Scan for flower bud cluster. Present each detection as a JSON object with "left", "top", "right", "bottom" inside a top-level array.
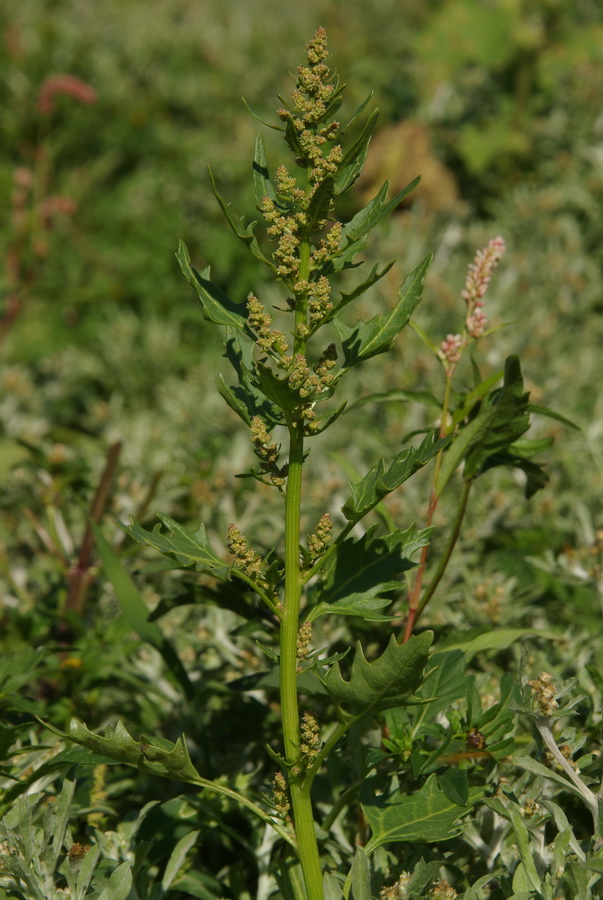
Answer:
[
  {"left": 271, "top": 771, "right": 291, "bottom": 822},
  {"left": 437, "top": 333, "right": 464, "bottom": 375},
  {"left": 277, "top": 28, "right": 343, "bottom": 190},
  {"left": 275, "top": 165, "right": 304, "bottom": 202},
  {"left": 520, "top": 797, "right": 541, "bottom": 818},
  {"left": 37, "top": 73, "right": 97, "bottom": 115},
  {"left": 227, "top": 523, "right": 269, "bottom": 590},
  {"left": 306, "top": 513, "right": 333, "bottom": 562},
  {"left": 311, "top": 221, "right": 342, "bottom": 266},
  {"left": 288, "top": 349, "right": 337, "bottom": 400},
  {"left": 307, "top": 275, "right": 333, "bottom": 325},
  {"left": 528, "top": 671, "right": 558, "bottom": 716},
  {"left": 296, "top": 621, "right": 313, "bottom": 662},
  {"left": 259, "top": 198, "right": 304, "bottom": 281},
  {"left": 247, "top": 294, "right": 289, "bottom": 358},
  {"left": 300, "top": 710, "right": 321, "bottom": 766}
]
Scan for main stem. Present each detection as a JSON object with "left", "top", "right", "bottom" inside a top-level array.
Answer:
[{"left": 279, "top": 235, "right": 324, "bottom": 900}]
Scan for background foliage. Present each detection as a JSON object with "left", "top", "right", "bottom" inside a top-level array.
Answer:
[{"left": 1, "top": 1, "right": 602, "bottom": 897}]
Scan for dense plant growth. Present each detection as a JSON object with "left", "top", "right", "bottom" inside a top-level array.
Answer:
[{"left": 1, "top": 9, "right": 602, "bottom": 900}]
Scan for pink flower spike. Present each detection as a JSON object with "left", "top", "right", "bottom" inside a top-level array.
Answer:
[
  {"left": 37, "top": 74, "right": 97, "bottom": 116},
  {"left": 462, "top": 235, "right": 505, "bottom": 339}
]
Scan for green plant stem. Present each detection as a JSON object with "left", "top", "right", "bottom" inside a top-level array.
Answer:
[
  {"left": 403, "top": 372, "right": 454, "bottom": 642},
  {"left": 281, "top": 420, "right": 324, "bottom": 899},
  {"left": 416, "top": 477, "right": 473, "bottom": 622}
]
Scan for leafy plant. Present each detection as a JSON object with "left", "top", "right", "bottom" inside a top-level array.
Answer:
[{"left": 5, "top": 26, "right": 600, "bottom": 900}]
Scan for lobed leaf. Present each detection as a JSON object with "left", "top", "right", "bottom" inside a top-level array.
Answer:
[
  {"left": 309, "top": 525, "right": 431, "bottom": 623},
  {"left": 65, "top": 718, "right": 201, "bottom": 784},
  {"left": 221, "top": 332, "right": 286, "bottom": 426},
  {"left": 320, "top": 631, "right": 433, "bottom": 721},
  {"left": 342, "top": 432, "right": 450, "bottom": 522},
  {"left": 118, "top": 513, "right": 231, "bottom": 580}
]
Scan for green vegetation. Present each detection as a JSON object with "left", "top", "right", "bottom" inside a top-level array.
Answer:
[{"left": 1, "top": 3, "right": 602, "bottom": 898}]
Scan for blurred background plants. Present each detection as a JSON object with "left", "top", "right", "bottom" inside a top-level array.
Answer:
[{"left": 1, "top": 0, "right": 602, "bottom": 897}]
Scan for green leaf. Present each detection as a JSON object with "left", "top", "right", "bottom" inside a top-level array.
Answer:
[
  {"left": 350, "top": 847, "right": 371, "bottom": 900},
  {"left": 322, "top": 261, "right": 395, "bottom": 325},
  {"left": 252, "top": 134, "right": 276, "bottom": 207},
  {"left": 176, "top": 241, "right": 249, "bottom": 330},
  {"left": 362, "top": 772, "right": 483, "bottom": 852},
  {"left": 509, "top": 804, "right": 542, "bottom": 893},
  {"left": 342, "top": 432, "right": 450, "bottom": 522},
  {"left": 346, "top": 388, "right": 441, "bottom": 412},
  {"left": 308, "top": 592, "right": 395, "bottom": 624},
  {"left": 436, "top": 355, "right": 538, "bottom": 495},
  {"left": 320, "top": 631, "right": 433, "bottom": 721},
  {"left": 118, "top": 513, "right": 230, "bottom": 580},
  {"left": 306, "top": 176, "right": 335, "bottom": 227},
  {"left": 221, "top": 332, "right": 286, "bottom": 427},
  {"left": 162, "top": 830, "right": 201, "bottom": 891},
  {"left": 309, "top": 525, "right": 431, "bottom": 622},
  {"left": 438, "top": 767, "right": 469, "bottom": 806},
  {"left": 63, "top": 718, "right": 202, "bottom": 785},
  {"left": 97, "top": 862, "right": 132, "bottom": 900},
  {"left": 92, "top": 523, "right": 195, "bottom": 700},
  {"left": 207, "top": 167, "right": 275, "bottom": 268},
  {"left": 528, "top": 402, "right": 580, "bottom": 430},
  {"left": 340, "top": 177, "right": 420, "bottom": 247},
  {"left": 463, "top": 875, "right": 496, "bottom": 900},
  {"left": 334, "top": 254, "right": 432, "bottom": 369},
  {"left": 463, "top": 355, "right": 530, "bottom": 477},
  {"left": 335, "top": 108, "right": 379, "bottom": 196},
  {"left": 139, "top": 733, "right": 201, "bottom": 781},
  {"left": 323, "top": 873, "right": 345, "bottom": 900},
  {"left": 438, "top": 627, "right": 561, "bottom": 660}
]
